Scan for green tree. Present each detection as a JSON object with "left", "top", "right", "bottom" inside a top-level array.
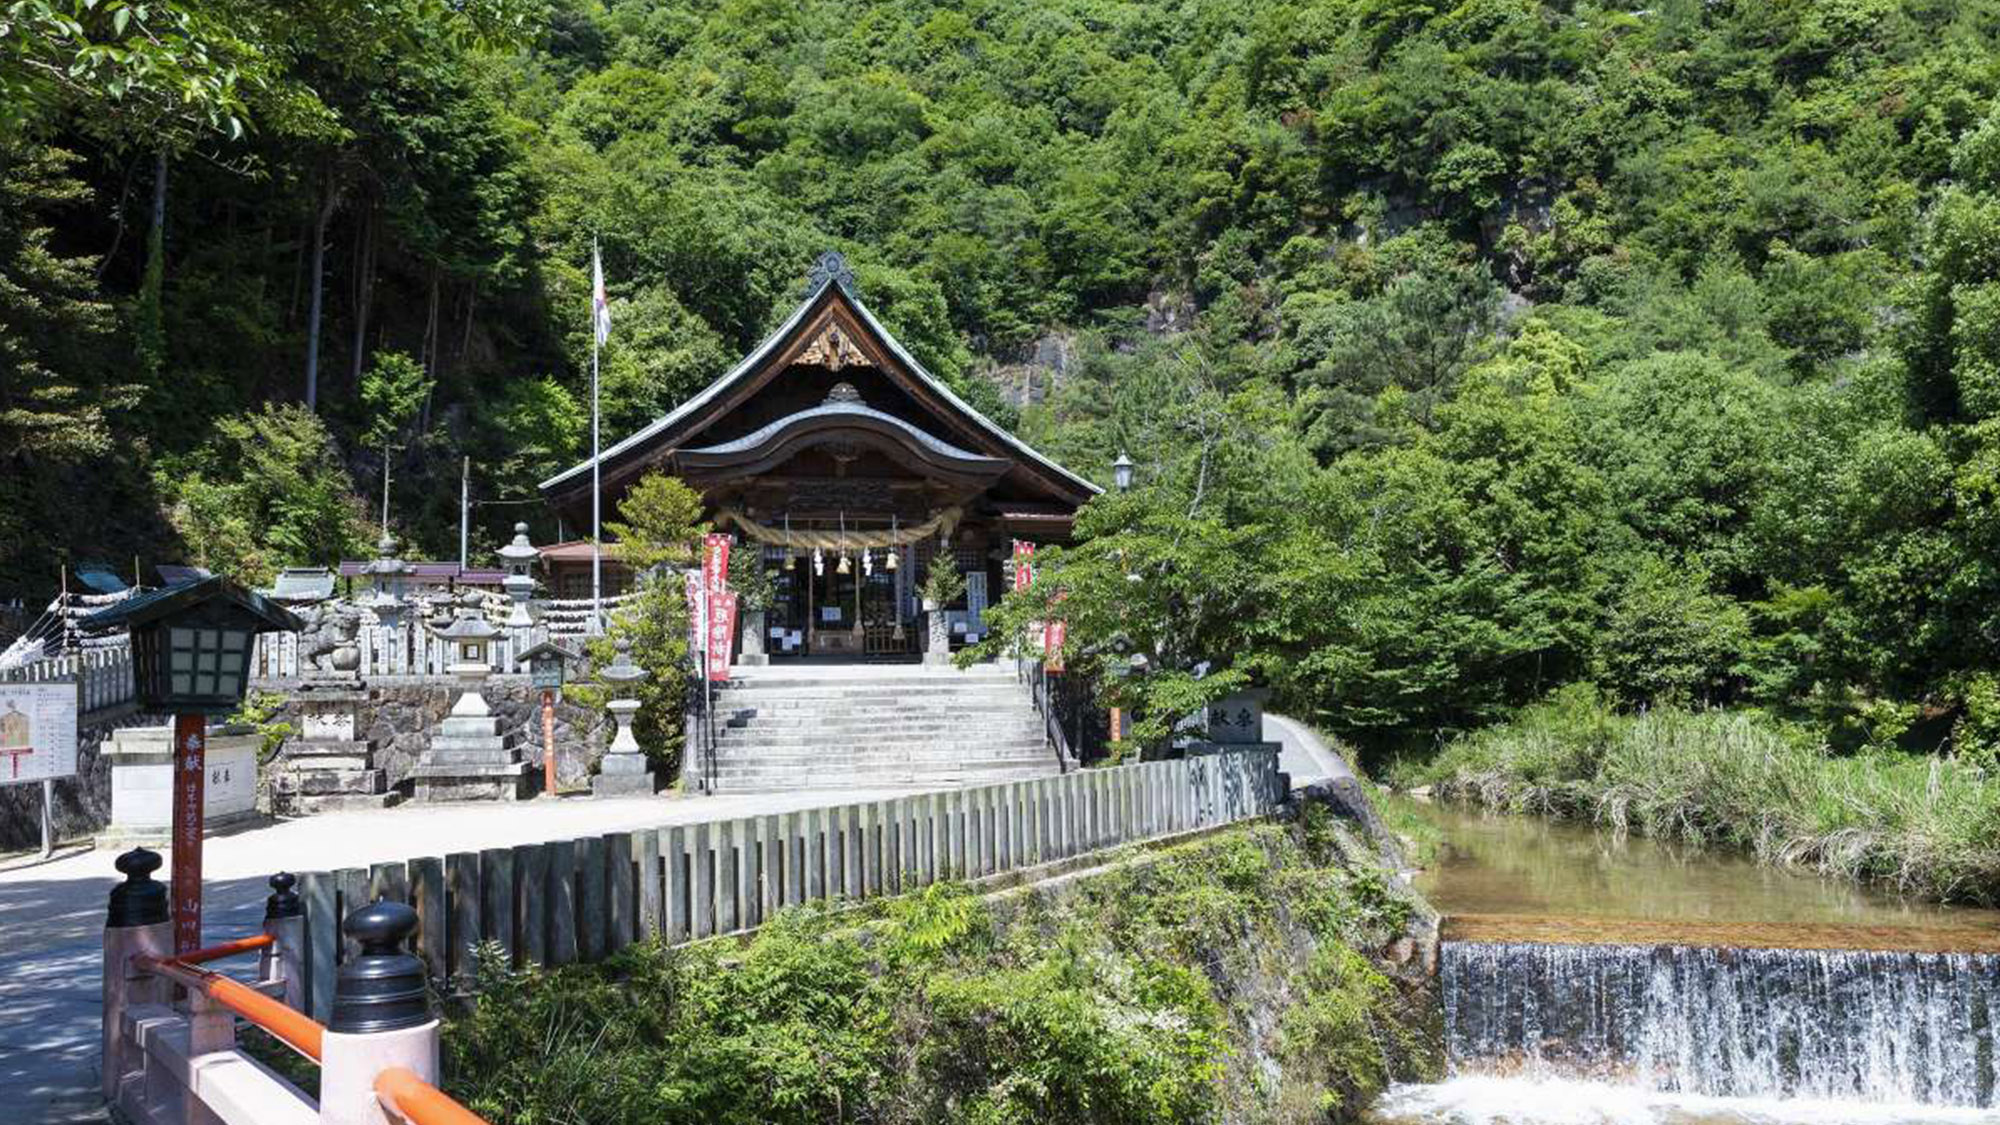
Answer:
[{"left": 157, "top": 403, "right": 371, "bottom": 582}]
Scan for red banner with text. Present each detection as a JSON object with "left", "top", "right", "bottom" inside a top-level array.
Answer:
[
  {"left": 1012, "top": 540, "right": 1035, "bottom": 592},
  {"left": 707, "top": 591, "right": 739, "bottom": 681},
  {"left": 1043, "top": 618, "right": 1066, "bottom": 673},
  {"left": 684, "top": 569, "right": 705, "bottom": 658},
  {"left": 703, "top": 533, "right": 731, "bottom": 601}
]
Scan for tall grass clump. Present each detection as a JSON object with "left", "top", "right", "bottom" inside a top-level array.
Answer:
[{"left": 1421, "top": 685, "right": 2000, "bottom": 905}]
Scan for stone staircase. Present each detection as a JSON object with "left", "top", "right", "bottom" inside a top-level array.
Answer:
[{"left": 701, "top": 663, "right": 1061, "bottom": 793}]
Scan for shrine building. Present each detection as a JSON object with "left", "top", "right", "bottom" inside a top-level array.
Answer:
[{"left": 538, "top": 253, "right": 1099, "bottom": 660}]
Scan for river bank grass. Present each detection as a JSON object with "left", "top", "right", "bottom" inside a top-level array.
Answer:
[{"left": 1411, "top": 688, "right": 2000, "bottom": 906}]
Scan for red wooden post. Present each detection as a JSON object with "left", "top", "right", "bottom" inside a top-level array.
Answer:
[
  {"left": 170, "top": 712, "right": 206, "bottom": 954},
  {"left": 541, "top": 688, "right": 557, "bottom": 796}
]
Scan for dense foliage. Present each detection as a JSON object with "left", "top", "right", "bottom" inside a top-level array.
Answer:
[
  {"left": 10, "top": 0, "right": 2000, "bottom": 760},
  {"left": 437, "top": 813, "right": 1431, "bottom": 1124}
]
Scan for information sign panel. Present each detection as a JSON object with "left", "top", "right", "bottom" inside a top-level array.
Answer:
[{"left": 0, "top": 683, "right": 79, "bottom": 785}]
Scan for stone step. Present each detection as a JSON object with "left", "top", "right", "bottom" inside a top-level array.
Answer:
[
  {"left": 710, "top": 733, "right": 1047, "bottom": 750},
  {"left": 283, "top": 739, "right": 374, "bottom": 757},
  {"left": 708, "top": 771, "right": 1058, "bottom": 793},
  {"left": 718, "top": 720, "right": 1044, "bottom": 737},
  {"left": 272, "top": 768, "right": 386, "bottom": 796},
  {"left": 708, "top": 748, "right": 1056, "bottom": 764},
  {"left": 714, "top": 684, "right": 1026, "bottom": 698},
  {"left": 285, "top": 791, "right": 402, "bottom": 814},
  {"left": 278, "top": 754, "right": 373, "bottom": 772},
  {"left": 719, "top": 716, "right": 1038, "bottom": 732}
]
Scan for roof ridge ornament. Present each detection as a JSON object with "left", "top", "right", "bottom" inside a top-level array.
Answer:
[{"left": 804, "top": 249, "right": 858, "bottom": 299}]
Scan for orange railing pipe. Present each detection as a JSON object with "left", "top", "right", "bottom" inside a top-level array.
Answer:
[
  {"left": 139, "top": 955, "right": 325, "bottom": 1062},
  {"left": 175, "top": 933, "right": 275, "bottom": 965},
  {"left": 376, "top": 1065, "right": 490, "bottom": 1125}
]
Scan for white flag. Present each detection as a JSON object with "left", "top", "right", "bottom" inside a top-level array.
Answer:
[{"left": 591, "top": 242, "right": 611, "bottom": 346}]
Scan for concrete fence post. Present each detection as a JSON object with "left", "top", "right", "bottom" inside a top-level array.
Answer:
[
  {"left": 320, "top": 899, "right": 439, "bottom": 1125},
  {"left": 103, "top": 848, "right": 173, "bottom": 1103},
  {"left": 263, "top": 872, "right": 307, "bottom": 1013}
]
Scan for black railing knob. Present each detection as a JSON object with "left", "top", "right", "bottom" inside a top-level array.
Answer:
[
  {"left": 265, "top": 872, "right": 302, "bottom": 920},
  {"left": 329, "top": 897, "right": 432, "bottom": 1034},
  {"left": 106, "top": 847, "right": 168, "bottom": 928}
]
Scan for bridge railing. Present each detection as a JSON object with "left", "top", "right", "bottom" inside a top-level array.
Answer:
[{"left": 102, "top": 859, "right": 491, "bottom": 1125}]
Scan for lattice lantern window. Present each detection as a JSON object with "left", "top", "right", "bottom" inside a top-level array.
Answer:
[{"left": 79, "top": 577, "right": 301, "bottom": 715}]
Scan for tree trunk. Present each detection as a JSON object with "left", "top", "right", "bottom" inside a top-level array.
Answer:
[
  {"left": 348, "top": 203, "right": 376, "bottom": 386},
  {"left": 304, "top": 174, "right": 338, "bottom": 411},
  {"left": 135, "top": 151, "right": 168, "bottom": 381}
]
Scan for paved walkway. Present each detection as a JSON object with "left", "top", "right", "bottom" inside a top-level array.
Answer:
[
  {"left": 0, "top": 786, "right": 913, "bottom": 1124},
  {"left": 1263, "top": 712, "right": 1354, "bottom": 786}
]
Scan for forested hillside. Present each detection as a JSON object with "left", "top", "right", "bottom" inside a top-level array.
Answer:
[{"left": 9, "top": 0, "right": 2000, "bottom": 752}]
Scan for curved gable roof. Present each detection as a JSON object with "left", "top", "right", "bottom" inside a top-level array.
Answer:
[{"left": 538, "top": 264, "right": 1101, "bottom": 506}]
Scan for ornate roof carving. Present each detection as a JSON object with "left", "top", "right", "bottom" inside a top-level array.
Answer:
[
  {"left": 803, "top": 250, "right": 857, "bottom": 299},
  {"left": 800, "top": 325, "right": 871, "bottom": 370}
]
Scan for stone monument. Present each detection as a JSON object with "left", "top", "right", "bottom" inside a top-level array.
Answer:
[
  {"left": 271, "top": 613, "right": 400, "bottom": 814},
  {"left": 411, "top": 590, "right": 530, "bottom": 801},
  {"left": 591, "top": 638, "right": 656, "bottom": 796},
  {"left": 97, "top": 724, "right": 263, "bottom": 847}
]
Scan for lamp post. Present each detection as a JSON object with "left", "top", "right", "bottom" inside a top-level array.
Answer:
[
  {"left": 1112, "top": 451, "right": 1135, "bottom": 492},
  {"left": 591, "top": 637, "right": 655, "bottom": 796},
  {"left": 516, "top": 640, "right": 580, "bottom": 798},
  {"left": 357, "top": 532, "right": 407, "bottom": 626},
  {"left": 78, "top": 578, "right": 301, "bottom": 953},
  {"left": 497, "top": 522, "right": 539, "bottom": 630}
]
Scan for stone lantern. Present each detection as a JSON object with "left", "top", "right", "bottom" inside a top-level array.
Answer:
[
  {"left": 590, "top": 637, "right": 656, "bottom": 797},
  {"left": 496, "top": 522, "right": 538, "bottom": 629},
  {"left": 357, "top": 532, "right": 408, "bottom": 625},
  {"left": 411, "top": 590, "right": 529, "bottom": 801}
]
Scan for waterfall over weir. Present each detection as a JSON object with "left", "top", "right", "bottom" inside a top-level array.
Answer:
[{"left": 1441, "top": 941, "right": 2000, "bottom": 1109}]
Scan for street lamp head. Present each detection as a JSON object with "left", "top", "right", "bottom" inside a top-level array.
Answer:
[
  {"left": 77, "top": 576, "right": 301, "bottom": 714},
  {"left": 1111, "top": 452, "right": 1135, "bottom": 492}
]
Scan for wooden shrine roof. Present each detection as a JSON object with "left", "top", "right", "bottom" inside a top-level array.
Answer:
[{"left": 539, "top": 253, "right": 1099, "bottom": 519}]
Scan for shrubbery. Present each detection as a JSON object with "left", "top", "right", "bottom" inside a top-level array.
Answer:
[{"left": 440, "top": 818, "right": 1433, "bottom": 1125}]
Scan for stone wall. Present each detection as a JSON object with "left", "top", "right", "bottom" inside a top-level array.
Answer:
[{"left": 267, "top": 676, "right": 612, "bottom": 793}]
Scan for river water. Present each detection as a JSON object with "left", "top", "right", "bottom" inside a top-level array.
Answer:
[{"left": 1368, "top": 802, "right": 2000, "bottom": 1125}]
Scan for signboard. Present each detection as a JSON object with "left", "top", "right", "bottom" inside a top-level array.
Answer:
[
  {"left": 0, "top": 683, "right": 78, "bottom": 785},
  {"left": 172, "top": 714, "right": 206, "bottom": 952},
  {"left": 1043, "top": 618, "right": 1067, "bottom": 673},
  {"left": 529, "top": 657, "right": 566, "bottom": 691},
  {"left": 707, "top": 591, "right": 739, "bottom": 682}
]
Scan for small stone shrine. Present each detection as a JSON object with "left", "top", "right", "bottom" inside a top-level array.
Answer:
[
  {"left": 271, "top": 612, "right": 400, "bottom": 814},
  {"left": 410, "top": 590, "right": 530, "bottom": 801},
  {"left": 591, "top": 638, "right": 655, "bottom": 796}
]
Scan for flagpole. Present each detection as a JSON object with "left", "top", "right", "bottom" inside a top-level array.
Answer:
[{"left": 591, "top": 238, "right": 603, "bottom": 636}]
